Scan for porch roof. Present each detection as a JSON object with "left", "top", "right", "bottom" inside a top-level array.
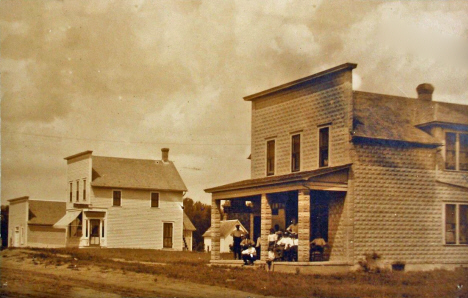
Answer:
[{"left": 205, "top": 163, "right": 351, "bottom": 194}]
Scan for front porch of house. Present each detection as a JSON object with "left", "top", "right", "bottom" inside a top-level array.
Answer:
[{"left": 205, "top": 164, "right": 354, "bottom": 268}]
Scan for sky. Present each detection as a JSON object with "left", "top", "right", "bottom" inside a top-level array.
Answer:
[{"left": 1, "top": 0, "right": 468, "bottom": 205}]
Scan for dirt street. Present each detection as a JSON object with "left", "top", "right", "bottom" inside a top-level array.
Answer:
[{"left": 0, "top": 250, "right": 272, "bottom": 298}]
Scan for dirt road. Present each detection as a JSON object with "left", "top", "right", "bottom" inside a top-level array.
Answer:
[{"left": 0, "top": 250, "right": 271, "bottom": 298}]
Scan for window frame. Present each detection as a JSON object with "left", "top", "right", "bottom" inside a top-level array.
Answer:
[
  {"left": 444, "top": 131, "right": 468, "bottom": 172},
  {"left": 318, "top": 126, "right": 330, "bottom": 168},
  {"left": 443, "top": 202, "right": 468, "bottom": 245},
  {"left": 76, "top": 180, "right": 80, "bottom": 202},
  {"left": 112, "top": 190, "right": 122, "bottom": 207},
  {"left": 163, "top": 222, "right": 174, "bottom": 248},
  {"left": 69, "top": 182, "right": 73, "bottom": 203},
  {"left": 266, "top": 139, "right": 276, "bottom": 176},
  {"left": 82, "top": 178, "right": 87, "bottom": 201},
  {"left": 151, "top": 192, "right": 160, "bottom": 208},
  {"left": 291, "top": 133, "right": 302, "bottom": 173}
]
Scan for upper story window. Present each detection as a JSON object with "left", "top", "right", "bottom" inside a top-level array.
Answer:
[
  {"left": 291, "top": 134, "right": 301, "bottom": 172},
  {"left": 113, "top": 190, "right": 121, "bottom": 207},
  {"left": 266, "top": 140, "right": 275, "bottom": 176},
  {"left": 445, "top": 203, "right": 468, "bottom": 245},
  {"left": 445, "top": 132, "right": 468, "bottom": 171},
  {"left": 69, "top": 182, "right": 73, "bottom": 202},
  {"left": 319, "top": 127, "right": 330, "bottom": 168},
  {"left": 83, "top": 179, "right": 86, "bottom": 201},
  {"left": 76, "top": 180, "right": 79, "bottom": 202},
  {"left": 151, "top": 192, "right": 160, "bottom": 208}
]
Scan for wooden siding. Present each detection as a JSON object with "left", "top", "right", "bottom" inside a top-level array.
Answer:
[
  {"left": 92, "top": 187, "right": 184, "bottom": 250},
  {"left": 8, "top": 199, "right": 28, "bottom": 247},
  {"left": 28, "top": 226, "right": 66, "bottom": 248},
  {"left": 67, "top": 154, "right": 92, "bottom": 207}
]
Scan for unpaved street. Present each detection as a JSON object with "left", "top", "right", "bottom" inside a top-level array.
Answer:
[{"left": 0, "top": 250, "right": 270, "bottom": 298}]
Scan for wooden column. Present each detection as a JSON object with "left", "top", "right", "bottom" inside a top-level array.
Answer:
[
  {"left": 249, "top": 213, "right": 254, "bottom": 240},
  {"left": 298, "top": 189, "right": 311, "bottom": 262},
  {"left": 210, "top": 198, "right": 221, "bottom": 260},
  {"left": 260, "top": 193, "right": 272, "bottom": 260}
]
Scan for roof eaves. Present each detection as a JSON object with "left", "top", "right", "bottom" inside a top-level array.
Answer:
[
  {"left": 90, "top": 184, "right": 187, "bottom": 192},
  {"left": 64, "top": 150, "right": 93, "bottom": 160},
  {"left": 244, "top": 63, "right": 357, "bottom": 101},
  {"left": 8, "top": 196, "right": 29, "bottom": 203},
  {"left": 351, "top": 135, "right": 442, "bottom": 147}
]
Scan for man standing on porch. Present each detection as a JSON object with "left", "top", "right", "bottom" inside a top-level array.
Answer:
[
  {"left": 287, "top": 218, "right": 298, "bottom": 235},
  {"left": 231, "top": 224, "right": 243, "bottom": 260}
]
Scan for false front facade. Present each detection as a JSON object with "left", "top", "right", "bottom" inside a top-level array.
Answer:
[{"left": 55, "top": 148, "right": 194, "bottom": 250}]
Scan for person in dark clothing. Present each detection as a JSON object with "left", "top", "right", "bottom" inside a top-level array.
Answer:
[{"left": 231, "top": 224, "right": 243, "bottom": 260}]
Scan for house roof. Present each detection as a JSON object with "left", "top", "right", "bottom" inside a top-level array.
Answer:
[
  {"left": 183, "top": 212, "right": 196, "bottom": 231},
  {"left": 91, "top": 156, "right": 187, "bottom": 191},
  {"left": 353, "top": 91, "right": 443, "bottom": 145},
  {"left": 205, "top": 164, "right": 351, "bottom": 193},
  {"left": 28, "top": 200, "right": 66, "bottom": 226},
  {"left": 244, "top": 63, "right": 357, "bottom": 101},
  {"left": 202, "top": 220, "right": 248, "bottom": 238}
]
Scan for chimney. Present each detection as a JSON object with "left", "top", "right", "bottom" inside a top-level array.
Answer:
[
  {"left": 161, "top": 148, "right": 169, "bottom": 162},
  {"left": 416, "top": 83, "right": 434, "bottom": 101}
]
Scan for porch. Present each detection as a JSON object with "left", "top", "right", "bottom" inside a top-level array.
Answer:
[{"left": 205, "top": 164, "right": 353, "bottom": 266}]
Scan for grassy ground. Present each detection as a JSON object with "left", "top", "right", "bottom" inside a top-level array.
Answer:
[{"left": 9, "top": 248, "right": 468, "bottom": 298}]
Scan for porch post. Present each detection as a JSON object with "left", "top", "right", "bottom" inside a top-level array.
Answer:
[
  {"left": 260, "top": 193, "right": 271, "bottom": 261},
  {"left": 298, "top": 189, "right": 311, "bottom": 262},
  {"left": 210, "top": 198, "right": 221, "bottom": 260},
  {"left": 249, "top": 213, "right": 254, "bottom": 240}
]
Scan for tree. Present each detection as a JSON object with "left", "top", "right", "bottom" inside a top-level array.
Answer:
[
  {"left": 183, "top": 198, "right": 211, "bottom": 251},
  {"left": 1, "top": 205, "right": 9, "bottom": 248}
]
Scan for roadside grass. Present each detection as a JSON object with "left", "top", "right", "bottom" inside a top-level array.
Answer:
[{"left": 18, "top": 248, "right": 468, "bottom": 298}]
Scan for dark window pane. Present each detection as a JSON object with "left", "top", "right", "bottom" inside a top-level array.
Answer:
[
  {"left": 445, "top": 204, "right": 456, "bottom": 244},
  {"left": 459, "top": 205, "right": 468, "bottom": 244},
  {"left": 291, "top": 134, "right": 301, "bottom": 172},
  {"left": 163, "top": 223, "right": 173, "bottom": 248},
  {"left": 83, "top": 179, "right": 86, "bottom": 201},
  {"left": 113, "top": 191, "right": 121, "bottom": 206},
  {"left": 267, "top": 140, "right": 275, "bottom": 176},
  {"left": 151, "top": 193, "right": 159, "bottom": 208},
  {"left": 70, "top": 183, "right": 73, "bottom": 202},
  {"left": 76, "top": 181, "right": 79, "bottom": 202},
  {"left": 445, "top": 133, "right": 456, "bottom": 170},
  {"left": 319, "top": 127, "right": 329, "bottom": 167},
  {"left": 460, "top": 134, "right": 468, "bottom": 171}
]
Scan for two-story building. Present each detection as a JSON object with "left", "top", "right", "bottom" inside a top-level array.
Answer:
[
  {"left": 54, "top": 148, "right": 194, "bottom": 250},
  {"left": 205, "top": 63, "right": 468, "bottom": 272}
]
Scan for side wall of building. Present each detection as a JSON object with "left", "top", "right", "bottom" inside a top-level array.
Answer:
[
  {"left": 250, "top": 70, "right": 353, "bottom": 179},
  {"left": 352, "top": 141, "right": 468, "bottom": 267},
  {"left": 28, "top": 225, "right": 66, "bottom": 248},
  {"left": 8, "top": 199, "right": 28, "bottom": 247},
  {"left": 93, "top": 188, "right": 184, "bottom": 250}
]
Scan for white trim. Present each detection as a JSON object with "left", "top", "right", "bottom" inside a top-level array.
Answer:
[
  {"left": 318, "top": 126, "right": 331, "bottom": 168},
  {"left": 265, "top": 138, "right": 276, "bottom": 176},
  {"left": 443, "top": 202, "right": 468, "bottom": 245},
  {"left": 290, "top": 132, "right": 303, "bottom": 173},
  {"left": 162, "top": 221, "right": 174, "bottom": 249}
]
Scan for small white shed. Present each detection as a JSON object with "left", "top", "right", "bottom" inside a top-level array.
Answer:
[{"left": 202, "top": 220, "right": 248, "bottom": 253}]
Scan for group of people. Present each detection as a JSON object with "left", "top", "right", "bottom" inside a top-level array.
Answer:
[{"left": 230, "top": 218, "right": 328, "bottom": 267}]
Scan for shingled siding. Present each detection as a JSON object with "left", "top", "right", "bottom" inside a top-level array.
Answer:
[
  {"left": 251, "top": 70, "right": 353, "bottom": 179},
  {"left": 351, "top": 142, "right": 466, "bottom": 265},
  {"left": 93, "top": 188, "right": 184, "bottom": 249},
  {"left": 327, "top": 193, "right": 347, "bottom": 262},
  {"left": 66, "top": 154, "right": 92, "bottom": 206}
]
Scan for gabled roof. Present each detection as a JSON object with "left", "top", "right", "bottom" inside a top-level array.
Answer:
[
  {"left": 183, "top": 212, "right": 196, "bottom": 231},
  {"left": 353, "top": 91, "right": 443, "bottom": 145},
  {"left": 205, "top": 164, "right": 351, "bottom": 193},
  {"left": 91, "top": 156, "right": 187, "bottom": 192},
  {"left": 28, "top": 200, "right": 66, "bottom": 225},
  {"left": 202, "top": 220, "right": 248, "bottom": 238}
]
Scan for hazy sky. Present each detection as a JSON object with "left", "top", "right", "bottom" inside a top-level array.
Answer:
[{"left": 1, "top": 0, "right": 467, "bottom": 205}]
